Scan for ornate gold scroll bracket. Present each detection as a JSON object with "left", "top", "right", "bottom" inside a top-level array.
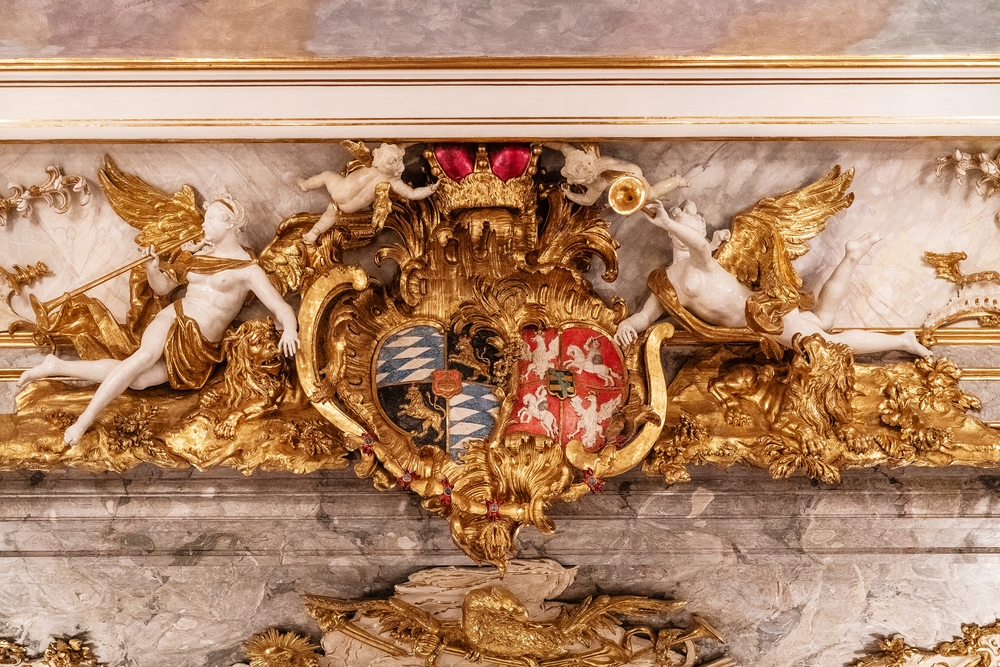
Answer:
[
  {"left": 0, "top": 637, "right": 105, "bottom": 667},
  {"left": 296, "top": 263, "right": 370, "bottom": 440},
  {"left": 921, "top": 250, "right": 1000, "bottom": 343},
  {"left": 1, "top": 165, "right": 90, "bottom": 225},
  {"left": 854, "top": 620, "right": 1000, "bottom": 667},
  {"left": 565, "top": 321, "right": 673, "bottom": 476}
]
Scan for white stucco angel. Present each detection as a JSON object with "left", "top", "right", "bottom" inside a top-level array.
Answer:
[
  {"left": 17, "top": 158, "right": 302, "bottom": 445},
  {"left": 546, "top": 142, "right": 690, "bottom": 207},
  {"left": 614, "top": 166, "right": 932, "bottom": 358},
  {"left": 297, "top": 141, "right": 438, "bottom": 245}
]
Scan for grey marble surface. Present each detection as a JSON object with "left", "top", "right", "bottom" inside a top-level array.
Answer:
[
  {"left": 0, "top": 0, "right": 998, "bottom": 59},
  {"left": 1, "top": 465, "right": 1000, "bottom": 666}
]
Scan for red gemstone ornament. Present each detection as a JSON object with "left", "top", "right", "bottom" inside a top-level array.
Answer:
[
  {"left": 439, "top": 478, "right": 454, "bottom": 506},
  {"left": 583, "top": 469, "right": 605, "bottom": 494},
  {"left": 397, "top": 470, "right": 420, "bottom": 490}
]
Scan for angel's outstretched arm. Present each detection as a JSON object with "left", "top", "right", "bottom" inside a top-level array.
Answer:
[
  {"left": 563, "top": 184, "right": 603, "bottom": 206},
  {"left": 389, "top": 178, "right": 438, "bottom": 200},
  {"left": 142, "top": 247, "right": 179, "bottom": 296},
  {"left": 543, "top": 142, "right": 577, "bottom": 157},
  {"left": 247, "top": 266, "right": 300, "bottom": 357},
  {"left": 645, "top": 201, "right": 714, "bottom": 266},
  {"left": 598, "top": 156, "right": 643, "bottom": 177},
  {"left": 614, "top": 293, "right": 666, "bottom": 345}
]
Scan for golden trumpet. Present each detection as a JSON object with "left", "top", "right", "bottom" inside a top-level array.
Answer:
[{"left": 605, "top": 172, "right": 654, "bottom": 217}]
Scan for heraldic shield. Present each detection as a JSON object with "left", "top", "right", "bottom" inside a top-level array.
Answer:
[
  {"left": 295, "top": 142, "right": 673, "bottom": 570},
  {"left": 374, "top": 323, "right": 501, "bottom": 461},
  {"left": 508, "top": 326, "right": 627, "bottom": 453}
]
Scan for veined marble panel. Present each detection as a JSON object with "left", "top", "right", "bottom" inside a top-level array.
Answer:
[{"left": 0, "top": 466, "right": 999, "bottom": 666}]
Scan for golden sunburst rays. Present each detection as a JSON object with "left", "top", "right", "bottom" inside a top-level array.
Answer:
[{"left": 243, "top": 629, "right": 320, "bottom": 667}]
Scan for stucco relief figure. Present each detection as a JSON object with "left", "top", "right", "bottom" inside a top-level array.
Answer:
[
  {"left": 547, "top": 142, "right": 690, "bottom": 207},
  {"left": 298, "top": 141, "right": 438, "bottom": 246},
  {"left": 613, "top": 166, "right": 932, "bottom": 358},
  {"left": 18, "top": 194, "right": 300, "bottom": 445}
]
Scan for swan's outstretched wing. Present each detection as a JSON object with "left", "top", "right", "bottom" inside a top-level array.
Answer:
[
  {"left": 97, "top": 155, "right": 204, "bottom": 257},
  {"left": 716, "top": 165, "right": 854, "bottom": 303}
]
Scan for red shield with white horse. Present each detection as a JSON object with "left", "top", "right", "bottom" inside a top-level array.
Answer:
[{"left": 506, "top": 326, "right": 627, "bottom": 452}]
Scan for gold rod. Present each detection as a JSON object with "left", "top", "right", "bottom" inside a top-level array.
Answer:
[
  {"left": 0, "top": 370, "right": 73, "bottom": 382},
  {"left": 41, "top": 234, "right": 199, "bottom": 312}
]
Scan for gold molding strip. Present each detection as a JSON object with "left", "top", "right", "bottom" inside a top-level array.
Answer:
[
  {"left": 0, "top": 333, "right": 67, "bottom": 348},
  {"left": 0, "top": 370, "right": 70, "bottom": 382},
  {"left": 957, "top": 368, "right": 1000, "bottom": 381},
  {"left": 667, "top": 328, "right": 1000, "bottom": 346},
  {"left": 3, "top": 116, "right": 1000, "bottom": 131},
  {"left": 6, "top": 55, "right": 1000, "bottom": 71}
]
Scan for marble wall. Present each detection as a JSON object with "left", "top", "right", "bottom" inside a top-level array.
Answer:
[
  {"left": 2, "top": 465, "right": 1000, "bottom": 667},
  {"left": 1, "top": 0, "right": 998, "bottom": 59}
]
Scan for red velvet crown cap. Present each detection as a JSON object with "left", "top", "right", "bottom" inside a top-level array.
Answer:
[{"left": 433, "top": 143, "right": 532, "bottom": 183}]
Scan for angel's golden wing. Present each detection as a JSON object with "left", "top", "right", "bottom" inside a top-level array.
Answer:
[
  {"left": 340, "top": 139, "right": 373, "bottom": 175},
  {"left": 716, "top": 165, "right": 855, "bottom": 305},
  {"left": 371, "top": 181, "right": 392, "bottom": 228},
  {"left": 257, "top": 212, "right": 319, "bottom": 296},
  {"left": 97, "top": 155, "right": 204, "bottom": 255}
]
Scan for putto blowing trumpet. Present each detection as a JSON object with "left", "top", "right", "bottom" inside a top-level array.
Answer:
[{"left": 605, "top": 170, "right": 655, "bottom": 216}]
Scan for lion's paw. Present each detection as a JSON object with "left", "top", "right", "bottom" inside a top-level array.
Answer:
[
  {"left": 725, "top": 407, "right": 754, "bottom": 427},
  {"left": 214, "top": 414, "right": 241, "bottom": 440}
]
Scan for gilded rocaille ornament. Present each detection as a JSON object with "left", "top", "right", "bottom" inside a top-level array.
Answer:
[
  {"left": 0, "top": 261, "right": 51, "bottom": 334},
  {"left": 0, "top": 637, "right": 105, "bottom": 667},
  {"left": 854, "top": 620, "right": 1000, "bottom": 667},
  {"left": 243, "top": 560, "right": 732, "bottom": 667},
  {"left": 295, "top": 143, "right": 672, "bottom": 568},
  {"left": 0, "top": 165, "right": 90, "bottom": 226},
  {"left": 921, "top": 250, "right": 1000, "bottom": 342},
  {"left": 242, "top": 629, "right": 321, "bottom": 667}
]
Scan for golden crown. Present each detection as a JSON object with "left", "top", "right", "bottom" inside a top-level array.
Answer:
[{"left": 424, "top": 144, "right": 541, "bottom": 216}]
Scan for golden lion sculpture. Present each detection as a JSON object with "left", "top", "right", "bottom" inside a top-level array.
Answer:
[{"left": 195, "top": 317, "right": 290, "bottom": 438}]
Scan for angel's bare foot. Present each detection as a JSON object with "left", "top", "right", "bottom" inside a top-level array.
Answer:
[
  {"left": 844, "top": 232, "right": 883, "bottom": 260},
  {"left": 902, "top": 330, "right": 933, "bottom": 356},
  {"left": 64, "top": 420, "right": 88, "bottom": 446},
  {"left": 16, "top": 354, "right": 61, "bottom": 388}
]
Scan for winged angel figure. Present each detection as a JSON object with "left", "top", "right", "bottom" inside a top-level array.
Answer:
[
  {"left": 615, "top": 167, "right": 932, "bottom": 358},
  {"left": 17, "top": 157, "right": 309, "bottom": 445}
]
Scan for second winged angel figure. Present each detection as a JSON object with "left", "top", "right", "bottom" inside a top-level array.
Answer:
[
  {"left": 17, "top": 158, "right": 304, "bottom": 445},
  {"left": 615, "top": 166, "right": 932, "bottom": 358}
]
